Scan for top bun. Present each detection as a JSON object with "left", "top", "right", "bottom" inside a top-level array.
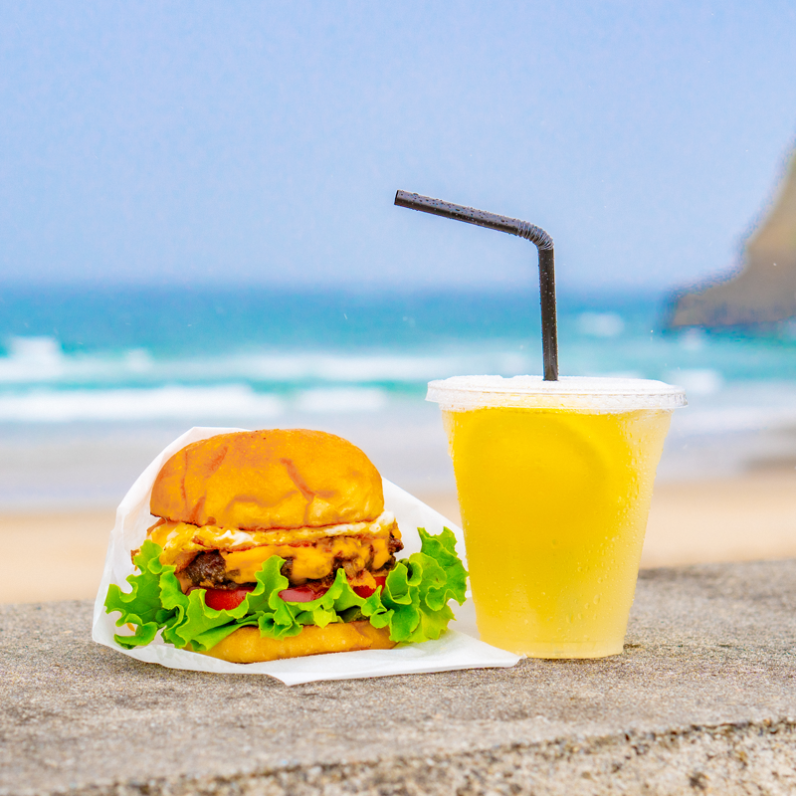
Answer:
[{"left": 150, "top": 429, "right": 384, "bottom": 530}]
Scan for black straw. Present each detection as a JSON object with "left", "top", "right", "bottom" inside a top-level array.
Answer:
[{"left": 394, "top": 190, "right": 558, "bottom": 381}]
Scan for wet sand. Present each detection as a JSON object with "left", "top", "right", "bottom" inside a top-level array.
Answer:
[{"left": 3, "top": 468, "right": 795, "bottom": 604}]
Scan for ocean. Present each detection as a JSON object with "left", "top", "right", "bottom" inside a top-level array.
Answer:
[{"left": 1, "top": 285, "right": 796, "bottom": 507}]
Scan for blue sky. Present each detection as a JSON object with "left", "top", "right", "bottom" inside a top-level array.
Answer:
[{"left": 1, "top": 1, "right": 795, "bottom": 291}]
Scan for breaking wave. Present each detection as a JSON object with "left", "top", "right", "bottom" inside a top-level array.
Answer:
[{"left": 0, "top": 385, "right": 390, "bottom": 422}]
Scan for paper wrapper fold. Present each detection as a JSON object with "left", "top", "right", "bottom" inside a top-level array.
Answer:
[{"left": 91, "top": 427, "right": 520, "bottom": 684}]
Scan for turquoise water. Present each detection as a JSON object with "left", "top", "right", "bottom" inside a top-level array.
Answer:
[
  {"left": 1, "top": 285, "right": 795, "bottom": 504},
  {"left": 1, "top": 287, "right": 795, "bottom": 417}
]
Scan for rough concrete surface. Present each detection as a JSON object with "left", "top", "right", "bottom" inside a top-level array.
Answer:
[{"left": 3, "top": 559, "right": 796, "bottom": 795}]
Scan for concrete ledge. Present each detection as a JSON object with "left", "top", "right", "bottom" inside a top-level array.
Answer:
[{"left": 3, "top": 559, "right": 796, "bottom": 795}]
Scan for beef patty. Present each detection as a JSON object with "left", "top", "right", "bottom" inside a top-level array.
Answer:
[{"left": 180, "top": 532, "right": 404, "bottom": 591}]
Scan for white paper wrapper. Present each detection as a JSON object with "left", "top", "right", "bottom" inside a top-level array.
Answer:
[{"left": 92, "top": 426, "right": 520, "bottom": 685}]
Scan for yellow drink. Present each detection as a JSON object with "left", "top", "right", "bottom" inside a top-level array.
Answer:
[{"left": 429, "top": 375, "right": 685, "bottom": 659}]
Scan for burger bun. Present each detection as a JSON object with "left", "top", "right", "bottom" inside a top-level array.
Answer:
[
  {"left": 194, "top": 621, "right": 396, "bottom": 664},
  {"left": 150, "top": 429, "right": 384, "bottom": 531}
]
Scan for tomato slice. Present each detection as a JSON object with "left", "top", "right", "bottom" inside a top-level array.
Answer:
[
  {"left": 353, "top": 575, "right": 387, "bottom": 599},
  {"left": 193, "top": 574, "right": 389, "bottom": 609},
  {"left": 278, "top": 584, "right": 329, "bottom": 603},
  {"left": 202, "top": 586, "right": 255, "bottom": 611}
]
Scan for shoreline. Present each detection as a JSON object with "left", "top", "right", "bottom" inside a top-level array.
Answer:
[{"left": 3, "top": 467, "right": 795, "bottom": 604}]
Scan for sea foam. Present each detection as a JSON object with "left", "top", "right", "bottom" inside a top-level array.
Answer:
[
  {"left": 0, "top": 385, "right": 396, "bottom": 422},
  {"left": 0, "top": 337, "right": 532, "bottom": 387}
]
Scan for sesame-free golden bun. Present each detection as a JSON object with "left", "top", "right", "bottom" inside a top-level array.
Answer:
[
  {"left": 194, "top": 621, "right": 395, "bottom": 664},
  {"left": 150, "top": 429, "right": 384, "bottom": 531}
]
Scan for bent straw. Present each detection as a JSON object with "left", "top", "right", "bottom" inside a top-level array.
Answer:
[{"left": 394, "top": 190, "right": 558, "bottom": 381}]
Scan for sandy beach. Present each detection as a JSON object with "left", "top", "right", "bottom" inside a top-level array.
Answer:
[
  {"left": 3, "top": 466, "right": 794, "bottom": 604},
  {"left": 2, "top": 377, "right": 796, "bottom": 607}
]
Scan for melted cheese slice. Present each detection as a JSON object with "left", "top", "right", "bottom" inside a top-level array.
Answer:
[{"left": 148, "top": 511, "right": 399, "bottom": 583}]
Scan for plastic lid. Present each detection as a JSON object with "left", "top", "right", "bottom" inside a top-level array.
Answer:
[{"left": 426, "top": 375, "right": 687, "bottom": 413}]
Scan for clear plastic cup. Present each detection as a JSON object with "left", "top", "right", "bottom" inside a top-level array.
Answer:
[{"left": 427, "top": 375, "right": 686, "bottom": 658}]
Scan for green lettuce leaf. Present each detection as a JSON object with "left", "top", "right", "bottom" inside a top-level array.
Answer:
[
  {"left": 104, "top": 540, "right": 181, "bottom": 649},
  {"left": 104, "top": 526, "right": 468, "bottom": 653}
]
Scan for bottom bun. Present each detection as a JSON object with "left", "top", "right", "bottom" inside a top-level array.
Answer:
[{"left": 194, "top": 620, "right": 396, "bottom": 664}]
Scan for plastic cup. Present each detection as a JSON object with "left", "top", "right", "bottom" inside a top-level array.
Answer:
[{"left": 427, "top": 375, "right": 686, "bottom": 659}]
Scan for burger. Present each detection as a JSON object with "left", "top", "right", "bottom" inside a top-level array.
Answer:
[{"left": 105, "top": 429, "right": 467, "bottom": 663}]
